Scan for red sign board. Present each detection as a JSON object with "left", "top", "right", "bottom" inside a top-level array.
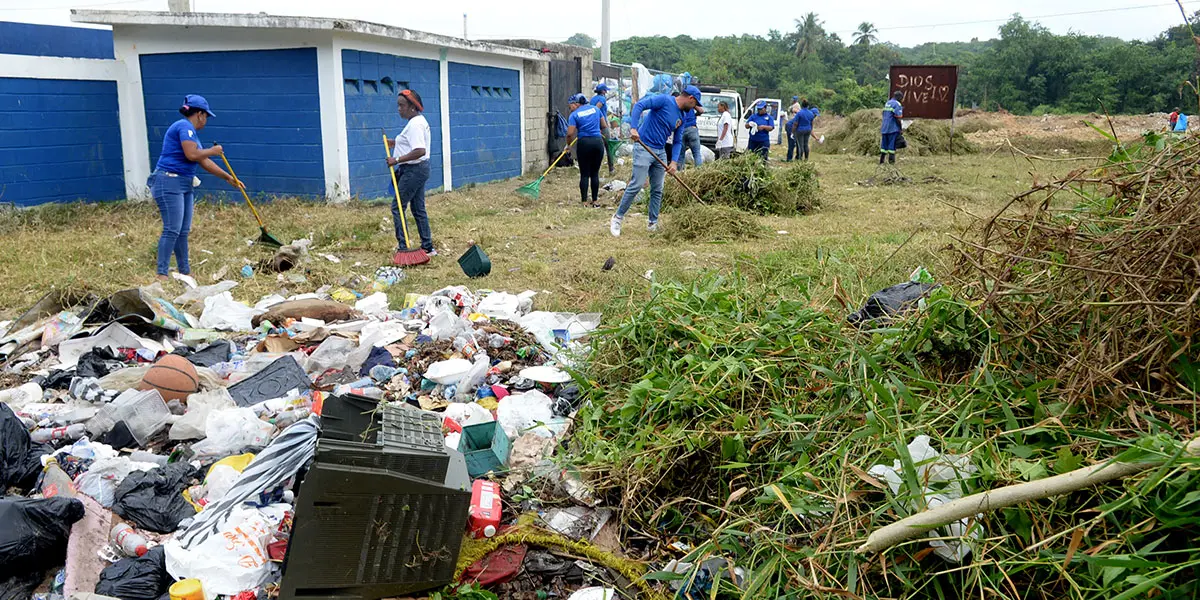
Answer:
[{"left": 889, "top": 65, "right": 958, "bottom": 120}]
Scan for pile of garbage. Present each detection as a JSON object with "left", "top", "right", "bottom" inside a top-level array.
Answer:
[{"left": 0, "top": 277, "right": 608, "bottom": 600}]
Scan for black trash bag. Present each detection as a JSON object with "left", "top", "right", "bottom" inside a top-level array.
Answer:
[
  {"left": 77, "top": 346, "right": 125, "bottom": 379},
  {"left": 95, "top": 545, "right": 173, "bottom": 600},
  {"left": 0, "top": 402, "right": 51, "bottom": 491},
  {"left": 358, "top": 345, "right": 396, "bottom": 378},
  {"left": 0, "top": 496, "right": 85, "bottom": 586},
  {"left": 848, "top": 281, "right": 938, "bottom": 326},
  {"left": 99, "top": 420, "right": 137, "bottom": 451},
  {"left": 0, "top": 571, "right": 44, "bottom": 600},
  {"left": 33, "top": 367, "right": 77, "bottom": 391},
  {"left": 112, "top": 462, "right": 199, "bottom": 533},
  {"left": 175, "top": 340, "right": 232, "bottom": 368}
]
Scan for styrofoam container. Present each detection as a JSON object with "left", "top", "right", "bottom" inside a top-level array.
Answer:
[{"left": 107, "top": 389, "right": 171, "bottom": 446}]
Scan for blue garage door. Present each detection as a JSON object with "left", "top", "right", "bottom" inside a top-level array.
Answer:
[
  {"left": 343, "top": 50, "right": 442, "bottom": 199},
  {"left": 0, "top": 78, "right": 124, "bottom": 207},
  {"left": 141, "top": 48, "right": 323, "bottom": 200},
  {"left": 448, "top": 63, "right": 521, "bottom": 186}
]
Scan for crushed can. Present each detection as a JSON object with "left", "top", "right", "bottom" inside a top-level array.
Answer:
[{"left": 469, "top": 480, "right": 501, "bottom": 538}]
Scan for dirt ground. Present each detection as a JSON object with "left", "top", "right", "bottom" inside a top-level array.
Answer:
[{"left": 957, "top": 110, "right": 1171, "bottom": 149}]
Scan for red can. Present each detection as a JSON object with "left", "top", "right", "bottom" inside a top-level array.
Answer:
[{"left": 468, "top": 480, "right": 501, "bottom": 538}]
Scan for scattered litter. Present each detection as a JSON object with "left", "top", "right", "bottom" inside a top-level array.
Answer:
[{"left": 320, "top": 253, "right": 341, "bottom": 263}]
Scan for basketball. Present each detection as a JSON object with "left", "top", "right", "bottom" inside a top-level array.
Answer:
[{"left": 138, "top": 354, "right": 200, "bottom": 402}]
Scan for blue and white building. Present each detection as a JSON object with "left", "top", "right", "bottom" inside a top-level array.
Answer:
[{"left": 0, "top": 11, "right": 567, "bottom": 207}]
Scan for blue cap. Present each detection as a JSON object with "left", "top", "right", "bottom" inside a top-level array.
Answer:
[
  {"left": 756, "top": 100, "right": 768, "bottom": 110},
  {"left": 182, "top": 94, "right": 215, "bottom": 117},
  {"left": 793, "top": 96, "right": 799, "bottom": 100},
  {"left": 569, "top": 93, "right": 588, "bottom": 105},
  {"left": 682, "top": 85, "right": 702, "bottom": 102},
  {"left": 595, "top": 83, "right": 609, "bottom": 92}
]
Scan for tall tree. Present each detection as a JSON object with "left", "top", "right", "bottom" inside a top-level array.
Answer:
[
  {"left": 854, "top": 22, "right": 878, "bottom": 46},
  {"left": 794, "top": 13, "right": 824, "bottom": 61},
  {"left": 565, "top": 33, "right": 597, "bottom": 48}
]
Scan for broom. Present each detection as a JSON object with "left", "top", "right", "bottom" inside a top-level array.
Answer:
[
  {"left": 515, "top": 139, "right": 576, "bottom": 199},
  {"left": 218, "top": 152, "right": 284, "bottom": 247},
  {"left": 383, "top": 132, "right": 430, "bottom": 266}
]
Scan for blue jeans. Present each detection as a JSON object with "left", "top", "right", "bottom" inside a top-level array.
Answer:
[
  {"left": 786, "top": 132, "right": 798, "bottom": 160},
  {"left": 615, "top": 143, "right": 666, "bottom": 225},
  {"left": 150, "top": 171, "right": 194, "bottom": 276},
  {"left": 392, "top": 161, "right": 433, "bottom": 252},
  {"left": 748, "top": 139, "right": 769, "bottom": 162},
  {"left": 679, "top": 126, "right": 703, "bottom": 170}
]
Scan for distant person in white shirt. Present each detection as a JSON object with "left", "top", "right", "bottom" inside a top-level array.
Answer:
[
  {"left": 386, "top": 89, "right": 436, "bottom": 256},
  {"left": 715, "top": 101, "right": 734, "bottom": 159}
]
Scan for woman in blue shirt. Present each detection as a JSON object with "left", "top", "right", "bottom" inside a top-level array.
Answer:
[
  {"left": 745, "top": 101, "right": 775, "bottom": 163},
  {"left": 591, "top": 83, "right": 616, "bottom": 174},
  {"left": 148, "top": 94, "right": 241, "bottom": 281},
  {"left": 788, "top": 100, "right": 820, "bottom": 161},
  {"left": 567, "top": 93, "right": 608, "bottom": 206}
]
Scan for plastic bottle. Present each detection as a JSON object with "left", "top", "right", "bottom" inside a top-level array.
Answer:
[
  {"left": 30, "top": 424, "right": 87, "bottom": 444},
  {"left": 468, "top": 480, "right": 501, "bottom": 538},
  {"left": 110, "top": 523, "right": 149, "bottom": 557},
  {"left": 128, "top": 450, "right": 169, "bottom": 467},
  {"left": 40, "top": 457, "right": 78, "bottom": 499}
]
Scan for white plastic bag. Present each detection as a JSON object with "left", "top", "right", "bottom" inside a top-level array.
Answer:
[
  {"left": 170, "top": 387, "right": 236, "bottom": 441},
  {"left": 198, "top": 292, "right": 264, "bottom": 332},
  {"left": 164, "top": 503, "right": 289, "bottom": 598},
  {"left": 497, "top": 390, "right": 556, "bottom": 439},
  {"left": 174, "top": 280, "right": 238, "bottom": 307},
  {"left": 304, "top": 336, "right": 358, "bottom": 374},
  {"left": 455, "top": 353, "right": 491, "bottom": 402},
  {"left": 443, "top": 402, "right": 494, "bottom": 428},
  {"left": 477, "top": 293, "right": 521, "bottom": 320},
  {"left": 200, "top": 464, "right": 243, "bottom": 505},
  {"left": 75, "top": 456, "right": 158, "bottom": 507},
  {"left": 354, "top": 292, "right": 390, "bottom": 316},
  {"left": 190, "top": 408, "right": 275, "bottom": 460}
]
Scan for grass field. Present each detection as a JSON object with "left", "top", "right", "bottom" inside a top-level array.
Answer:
[{"left": 0, "top": 143, "right": 1077, "bottom": 318}]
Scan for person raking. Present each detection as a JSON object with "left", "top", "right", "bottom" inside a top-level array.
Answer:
[
  {"left": 788, "top": 100, "right": 820, "bottom": 161},
  {"left": 880, "top": 90, "right": 904, "bottom": 165},
  {"left": 745, "top": 101, "right": 775, "bottom": 162},
  {"left": 386, "top": 89, "right": 437, "bottom": 256},
  {"left": 149, "top": 94, "right": 242, "bottom": 282},
  {"left": 610, "top": 85, "right": 702, "bottom": 237},
  {"left": 591, "top": 83, "right": 616, "bottom": 174},
  {"left": 567, "top": 93, "right": 608, "bottom": 206}
]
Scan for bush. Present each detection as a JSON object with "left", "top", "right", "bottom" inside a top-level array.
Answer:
[
  {"left": 664, "top": 204, "right": 765, "bottom": 242},
  {"left": 662, "top": 154, "right": 820, "bottom": 216},
  {"left": 817, "top": 109, "right": 978, "bottom": 156}
]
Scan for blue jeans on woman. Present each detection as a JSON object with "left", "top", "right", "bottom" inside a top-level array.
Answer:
[
  {"left": 150, "top": 171, "right": 194, "bottom": 276},
  {"left": 392, "top": 161, "right": 433, "bottom": 252},
  {"left": 614, "top": 143, "right": 667, "bottom": 226},
  {"left": 679, "top": 126, "right": 703, "bottom": 170}
]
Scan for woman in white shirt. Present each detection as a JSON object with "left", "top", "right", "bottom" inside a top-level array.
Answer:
[
  {"left": 715, "top": 101, "right": 734, "bottom": 159},
  {"left": 386, "top": 89, "right": 436, "bottom": 255}
]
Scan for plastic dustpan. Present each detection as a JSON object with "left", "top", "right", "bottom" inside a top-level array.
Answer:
[{"left": 458, "top": 244, "right": 492, "bottom": 278}]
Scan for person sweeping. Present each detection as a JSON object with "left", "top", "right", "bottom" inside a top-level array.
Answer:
[
  {"left": 149, "top": 94, "right": 242, "bottom": 282},
  {"left": 880, "top": 90, "right": 904, "bottom": 165},
  {"left": 591, "top": 83, "right": 616, "bottom": 174},
  {"left": 567, "top": 93, "right": 608, "bottom": 206},
  {"left": 610, "top": 85, "right": 701, "bottom": 237},
  {"left": 386, "top": 89, "right": 436, "bottom": 257}
]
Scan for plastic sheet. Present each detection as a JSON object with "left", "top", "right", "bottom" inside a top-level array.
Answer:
[
  {"left": 198, "top": 292, "right": 264, "bottom": 332},
  {"left": 190, "top": 408, "right": 275, "bottom": 460}
]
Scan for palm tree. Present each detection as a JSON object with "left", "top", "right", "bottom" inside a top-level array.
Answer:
[
  {"left": 854, "top": 22, "right": 878, "bottom": 46},
  {"left": 793, "top": 13, "right": 824, "bottom": 61}
]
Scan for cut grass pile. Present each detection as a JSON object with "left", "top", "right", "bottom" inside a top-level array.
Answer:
[
  {"left": 663, "top": 204, "right": 764, "bottom": 242},
  {"left": 819, "top": 109, "right": 977, "bottom": 156},
  {"left": 662, "top": 154, "right": 820, "bottom": 216}
]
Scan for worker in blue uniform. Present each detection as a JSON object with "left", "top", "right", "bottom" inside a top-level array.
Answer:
[
  {"left": 567, "top": 93, "right": 609, "bottom": 206},
  {"left": 148, "top": 94, "right": 242, "bottom": 282},
  {"left": 610, "top": 85, "right": 701, "bottom": 237},
  {"left": 745, "top": 101, "right": 775, "bottom": 163},
  {"left": 880, "top": 91, "right": 904, "bottom": 165},
  {"left": 591, "top": 83, "right": 616, "bottom": 174}
]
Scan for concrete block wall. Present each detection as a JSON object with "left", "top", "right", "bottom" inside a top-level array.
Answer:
[{"left": 140, "top": 48, "right": 325, "bottom": 200}]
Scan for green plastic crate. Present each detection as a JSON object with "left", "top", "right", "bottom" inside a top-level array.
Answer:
[
  {"left": 458, "top": 421, "right": 509, "bottom": 478},
  {"left": 457, "top": 244, "right": 492, "bottom": 278}
]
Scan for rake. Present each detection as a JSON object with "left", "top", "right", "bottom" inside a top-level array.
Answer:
[
  {"left": 383, "top": 132, "right": 430, "bottom": 267},
  {"left": 515, "top": 139, "right": 576, "bottom": 199},
  {"left": 218, "top": 152, "right": 283, "bottom": 248}
]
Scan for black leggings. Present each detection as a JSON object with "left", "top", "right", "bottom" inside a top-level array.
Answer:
[
  {"left": 576, "top": 136, "right": 604, "bottom": 203},
  {"left": 797, "top": 131, "right": 812, "bottom": 160}
]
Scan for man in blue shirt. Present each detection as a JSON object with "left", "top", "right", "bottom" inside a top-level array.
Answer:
[
  {"left": 880, "top": 91, "right": 904, "bottom": 165},
  {"left": 679, "top": 104, "right": 705, "bottom": 170},
  {"left": 787, "top": 100, "right": 820, "bottom": 161},
  {"left": 591, "top": 83, "right": 616, "bottom": 174},
  {"left": 610, "top": 85, "right": 701, "bottom": 237},
  {"left": 745, "top": 101, "right": 775, "bottom": 163}
]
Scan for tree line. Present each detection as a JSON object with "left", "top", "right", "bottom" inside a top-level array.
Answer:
[{"left": 579, "top": 12, "right": 1200, "bottom": 116}]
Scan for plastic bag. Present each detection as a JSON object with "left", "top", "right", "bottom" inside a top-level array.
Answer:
[
  {"left": 95, "top": 546, "right": 172, "bottom": 600},
  {"left": 199, "top": 453, "right": 255, "bottom": 506},
  {"left": 497, "top": 391, "right": 556, "bottom": 439},
  {"left": 164, "top": 504, "right": 288, "bottom": 597},
  {"left": 170, "top": 387, "right": 236, "bottom": 441},
  {"left": 455, "top": 352, "right": 491, "bottom": 402},
  {"left": 173, "top": 280, "right": 237, "bottom": 307},
  {"left": 111, "top": 463, "right": 199, "bottom": 533},
  {"left": 0, "top": 496, "right": 84, "bottom": 583},
  {"left": 190, "top": 408, "right": 275, "bottom": 460},
  {"left": 198, "top": 292, "right": 264, "bottom": 332},
  {"left": 75, "top": 457, "right": 158, "bottom": 508},
  {"left": 847, "top": 281, "right": 938, "bottom": 326},
  {"left": 0, "top": 402, "right": 50, "bottom": 492},
  {"left": 354, "top": 292, "right": 389, "bottom": 316},
  {"left": 304, "top": 336, "right": 358, "bottom": 375},
  {"left": 443, "top": 401, "right": 495, "bottom": 427}
]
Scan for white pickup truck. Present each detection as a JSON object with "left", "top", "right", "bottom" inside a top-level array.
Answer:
[{"left": 696, "top": 89, "right": 783, "bottom": 151}]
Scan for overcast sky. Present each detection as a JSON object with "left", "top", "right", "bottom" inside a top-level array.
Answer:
[{"left": 1, "top": 0, "right": 1193, "bottom": 47}]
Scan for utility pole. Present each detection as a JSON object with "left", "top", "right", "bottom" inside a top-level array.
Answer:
[
  {"left": 463, "top": 13, "right": 468, "bottom": 40},
  {"left": 601, "top": 0, "right": 611, "bottom": 63}
]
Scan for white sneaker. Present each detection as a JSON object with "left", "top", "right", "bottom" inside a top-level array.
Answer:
[
  {"left": 647, "top": 222, "right": 659, "bottom": 232},
  {"left": 610, "top": 216, "right": 622, "bottom": 237}
]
